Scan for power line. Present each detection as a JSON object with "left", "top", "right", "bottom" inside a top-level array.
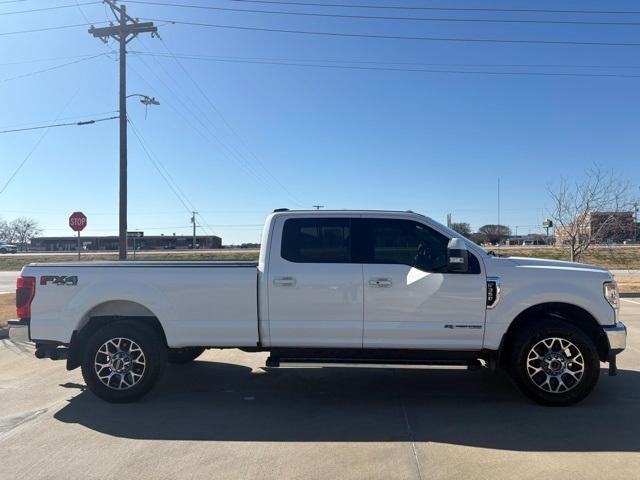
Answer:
[
  {"left": 0, "top": 115, "right": 118, "bottom": 134},
  {"left": 228, "top": 0, "right": 640, "bottom": 15},
  {"left": 127, "top": 117, "right": 194, "bottom": 215},
  {"left": 127, "top": 117, "right": 217, "bottom": 236},
  {"left": 1, "top": 53, "right": 109, "bottom": 83},
  {"left": 0, "top": 22, "right": 107, "bottom": 37},
  {"left": 131, "top": 51, "right": 640, "bottom": 79},
  {"left": 157, "top": 36, "right": 305, "bottom": 206},
  {"left": 129, "top": 50, "right": 640, "bottom": 70},
  {"left": 129, "top": 1, "right": 640, "bottom": 27},
  {"left": 132, "top": 37, "right": 304, "bottom": 207},
  {"left": 150, "top": 18, "right": 640, "bottom": 47},
  {"left": 0, "top": 52, "right": 109, "bottom": 66},
  {"left": 0, "top": 110, "right": 118, "bottom": 129},
  {"left": 0, "top": 86, "right": 83, "bottom": 196},
  {"left": 0, "top": 1, "right": 100, "bottom": 16}
]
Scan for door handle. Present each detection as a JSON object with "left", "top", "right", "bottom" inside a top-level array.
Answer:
[
  {"left": 369, "top": 278, "right": 392, "bottom": 288},
  {"left": 273, "top": 276, "right": 296, "bottom": 287}
]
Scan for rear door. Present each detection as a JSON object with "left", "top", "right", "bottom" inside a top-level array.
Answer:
[
  {"left": 266, "top": 216, "right": 363, "bottom": 347},
  {"left": 361, "top": 217, "right": 486, "bottom": 350}
]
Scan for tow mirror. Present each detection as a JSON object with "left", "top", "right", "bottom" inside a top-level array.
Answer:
[{"left": 447, "top": 238, "right": 469, "bottom": 273}]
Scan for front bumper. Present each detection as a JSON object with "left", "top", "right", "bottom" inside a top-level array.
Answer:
[
  {"left": 604, "top": 321, "right": 627, "bottom": 353},
  {"left": 8, "top": 319, "right": 30, "bottom": 343}
]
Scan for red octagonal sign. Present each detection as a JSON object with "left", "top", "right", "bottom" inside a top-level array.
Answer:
[{"left": 69, "top": 212, "right": 87, "bottom": 232}]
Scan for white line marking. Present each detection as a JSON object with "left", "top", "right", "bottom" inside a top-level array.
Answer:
[{"left": 621, "top": 298, "right": 640, "bottom": 305}]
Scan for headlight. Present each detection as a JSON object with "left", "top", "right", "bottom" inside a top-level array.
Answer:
[{"left": 604, "top": 281, "right": 619, "bottom": 311}]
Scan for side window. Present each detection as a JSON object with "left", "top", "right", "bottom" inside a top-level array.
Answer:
[
  {"left": 281, "top": 218, "right": 351, "bottom": 263},
  {"left": 371, "top": 219, "right": 448, "bottom": 272}
]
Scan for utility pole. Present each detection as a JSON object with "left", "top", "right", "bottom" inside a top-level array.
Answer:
[
  {"left": 191, "top": 212, "right": 197, "bottom": 249},
  {"left": 89, "top": 1, "right": 157, "bottom": 260}
]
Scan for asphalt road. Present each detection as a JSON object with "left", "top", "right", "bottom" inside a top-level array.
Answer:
[{"left": 0, "top": 301, "right": 638, "bottom": 480}]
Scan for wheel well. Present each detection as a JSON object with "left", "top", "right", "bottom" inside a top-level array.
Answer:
[
  {"left": 66, "top": 301, "right": 168, "bottom": 370},
  {"left": 499, "top": 302, "right": 609, "bottom": 365}
]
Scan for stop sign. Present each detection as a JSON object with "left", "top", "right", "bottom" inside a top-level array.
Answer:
[{"left": 69, "top": 212, "right": 87, "bottom": 232}]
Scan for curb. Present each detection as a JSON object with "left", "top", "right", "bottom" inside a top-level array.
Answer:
[
  {"left": 0, "top": 327, "right": 8, "bottom": 340},
  {"left": 621, "top": 292, "right": 640, "bottom": 298}
]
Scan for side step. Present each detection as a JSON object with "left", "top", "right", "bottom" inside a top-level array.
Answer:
[{"left": 266, "top": 356, "right": 482, "bottom": 370}]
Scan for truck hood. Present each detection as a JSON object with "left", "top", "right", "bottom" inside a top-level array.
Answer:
[{"left": 499, "top": 256, "right": 611, "bottom": 277}]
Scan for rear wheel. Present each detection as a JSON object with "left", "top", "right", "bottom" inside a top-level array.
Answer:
[
  {"left": 81, "top": 320, "right": 167, "bottom": 403},
  {"left": 509, "top": 319, "right": 600, "bottom": 406},
  {"left": 168, "top": 347, "right": 205, "bottom": 364}
]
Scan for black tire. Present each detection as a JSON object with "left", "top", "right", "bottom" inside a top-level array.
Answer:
[
  {"left": 168, "top": 347, "right": 205, "bottom": 364},
  {"left": 81, "top": 320, "right": 167, "bottom": 403},
  {"left": 509, "top": 318, "right": 600, "bottom": 406},
  {"left": 0, "top": 248, "right": 6, "bottom": 254}
]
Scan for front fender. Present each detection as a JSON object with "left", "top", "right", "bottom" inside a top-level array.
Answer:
[{"left": 483, "top": 277, "right": 614, "bottom": 350}]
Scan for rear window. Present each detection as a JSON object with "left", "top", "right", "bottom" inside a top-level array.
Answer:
[{"left": 281, "top": 218, "right": 351, "bottom": 263}]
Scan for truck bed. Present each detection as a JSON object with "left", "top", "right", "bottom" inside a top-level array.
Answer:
[{"left": 24, "top": 261, "right": 260, "bottom": 347}]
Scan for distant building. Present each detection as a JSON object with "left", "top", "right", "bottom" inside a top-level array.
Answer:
[
  {"left": 31, "top": 234, "right": 222, "bottom": 252},
  {"left": 556, "top": 211, "right": 635, "bottom": 245},
  {"left": 505, "top": 235, "right": 548, "bottom": 246}
]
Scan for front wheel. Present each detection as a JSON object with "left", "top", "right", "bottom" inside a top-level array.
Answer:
[
  {"left": 509, "top": 319, "right": 600, "bottom": 406},
  {"left": 81, "top": 320, "right": 167, "bottom": 403},
  {"left": 168, "top": 347, "right": 205, "bottom": 364}
]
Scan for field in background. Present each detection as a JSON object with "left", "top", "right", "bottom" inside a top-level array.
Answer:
[
  {"left": 495, "top": 245, "right": 640, "bottom": 270},
  {"left": 0, "top": 294, "right": 14, "bottom": 328},
  {"left": 0, "top": 250, "right": 260, "bottom": 271}
]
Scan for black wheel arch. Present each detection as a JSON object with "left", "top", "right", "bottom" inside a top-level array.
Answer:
[
  {"left": 67, "top": 315, "right": 167, "bottom": 371},
  {"left": 499, "top": 302, "right": 609, "bottom": 367}
]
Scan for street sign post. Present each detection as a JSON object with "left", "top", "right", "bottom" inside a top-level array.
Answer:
[
  {"left": 542, "top": 218, "right": 553, "bottom": 239},
  {"left": 69, "top": 212, "right": 87, "bottom": 260},
  {"left": 127, "top": 231, "right": 144, "bottom": 259}
]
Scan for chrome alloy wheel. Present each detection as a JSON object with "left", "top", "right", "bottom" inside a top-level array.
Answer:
[
  {"left": 526, "top": 337, "right": 585, "bottom": 393},
  {"left": 94, "top": 337, "right": 146, "bottom": 390}
]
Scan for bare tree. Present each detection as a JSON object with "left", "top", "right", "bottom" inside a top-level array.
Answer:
[
  {"left": 0, "top": 218, "right": 17, "bottom": 243},
  {"left": 450, "top": 222, "right": 472, "bottom": 237},
  {"left": 547, "top": 165, "right": 633, "bottom": 262},
  {"left": 478, "top": 224, "right": 512, "bottom": 245},
  {"left": 8, "top": 217, "right": 42, "bottom": 251}
]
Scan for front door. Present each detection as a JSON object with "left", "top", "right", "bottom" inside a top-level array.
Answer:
[
  {"left": 267, "top": 216, "right": 363, "bottom": 348},
  {"left": 361, "top": 218, "right": 486, "bottom": 350}
]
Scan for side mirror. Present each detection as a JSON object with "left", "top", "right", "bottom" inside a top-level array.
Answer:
[{"left": 447, "top": 238, "right": 469, "bottom": 273}]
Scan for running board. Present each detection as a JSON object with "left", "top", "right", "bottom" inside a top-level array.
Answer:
[{"left": 265, "top": 356, "right": 482, "bottom": 370}]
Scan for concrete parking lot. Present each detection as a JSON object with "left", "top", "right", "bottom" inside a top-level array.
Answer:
[{"left": 1, "top": 301, "right": 638, "bottom": 480}]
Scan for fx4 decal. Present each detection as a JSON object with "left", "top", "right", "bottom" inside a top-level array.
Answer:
[{"left": 40, "top": 275, "right": 78, "bottom": 286}]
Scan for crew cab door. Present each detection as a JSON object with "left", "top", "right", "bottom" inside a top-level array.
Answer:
[
  {"left": 360, "top": 217, "right": 486, "bottom": 350},
  {"left": 266, "top": 216, "right": 363, "bottom": 347}
]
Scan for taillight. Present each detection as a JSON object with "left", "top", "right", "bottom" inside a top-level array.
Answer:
[{"left": 16, "top": 276, "right": 36, "bottom": 319}]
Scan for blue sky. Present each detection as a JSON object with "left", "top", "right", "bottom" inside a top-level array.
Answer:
[{"left": 1, "top": 0, "right": 639, "bottom": 244}]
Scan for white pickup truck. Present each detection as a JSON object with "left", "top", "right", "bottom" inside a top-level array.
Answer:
[{"left": 10, "top": 210, "right": 626, "bottom": 405}]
